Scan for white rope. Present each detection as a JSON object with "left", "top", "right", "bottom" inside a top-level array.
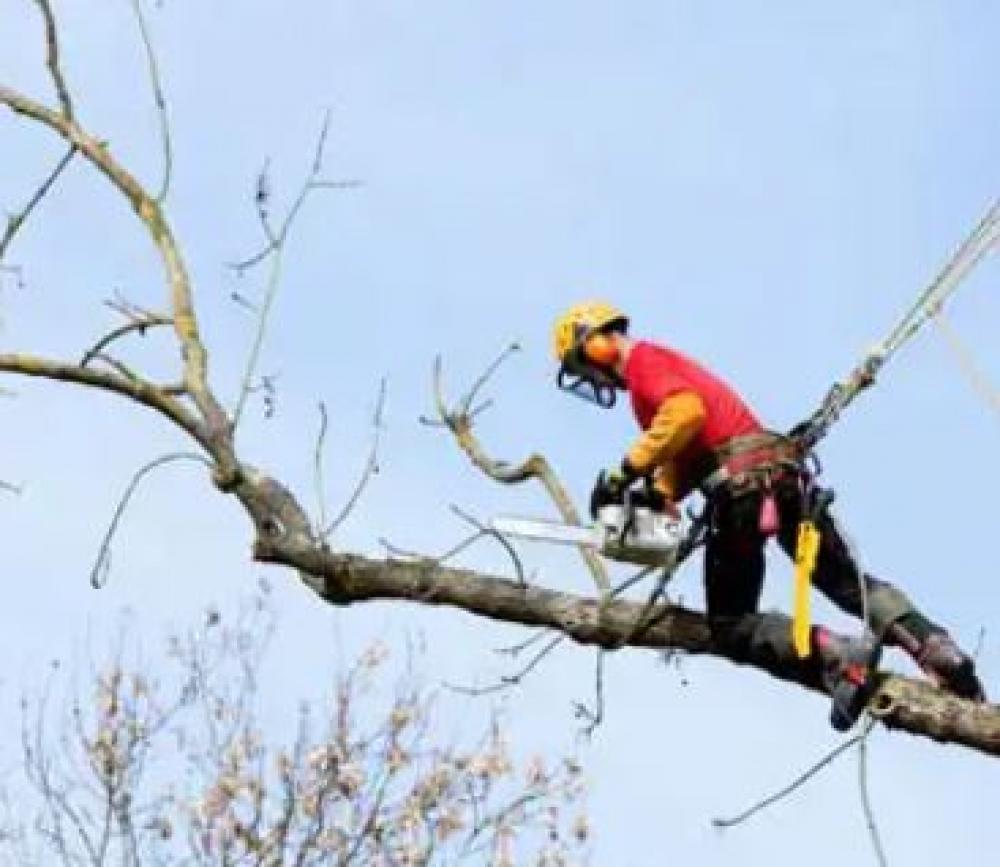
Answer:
[
  {"left": 878, "top": 198, "right": 1000, "bottom": 363},
  {"left": 800, "top": 198, "right": 1000, "bottom": 448},
  {"left": 933, "top": 310, "right": 1000, "bottom": 422}
]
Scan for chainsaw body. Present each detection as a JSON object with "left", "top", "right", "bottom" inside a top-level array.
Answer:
[{"left": 491, "top": 501, "right": 686, "bottom": 567}]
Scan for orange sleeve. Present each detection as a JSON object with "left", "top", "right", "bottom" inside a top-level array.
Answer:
[{"left": 626, "top": 391, "right": 706, "bottom": 476}]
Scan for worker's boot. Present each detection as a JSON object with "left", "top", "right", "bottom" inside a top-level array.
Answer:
[
  {"left": 887, "top": 614, "right": 986, "bottom": 702},
  {"left": 814, "top": 627, "right": 883, "bottom": 732}
]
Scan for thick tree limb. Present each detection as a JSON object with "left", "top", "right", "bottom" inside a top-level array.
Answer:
[
  {"left": 0, "top": 353, "right": 206, "bottom": 449},
  {"left": 0, "top": 85, "right": 232, "bottom": 464},
  {"left": 249, "top": 534, "right": 1000, "bottom": 757}
]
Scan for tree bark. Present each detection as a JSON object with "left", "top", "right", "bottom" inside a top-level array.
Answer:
[{"left": 254, "top": 534, "right": 1000, "bottom": 758}]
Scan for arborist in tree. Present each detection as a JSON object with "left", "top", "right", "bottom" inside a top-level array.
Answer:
[{"left": 552, "top": 301, "right": 985, "bottom": 727}]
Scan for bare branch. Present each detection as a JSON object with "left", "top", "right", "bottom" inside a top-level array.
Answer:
[
  {"left": 572, "top": 650, "right": 606, "bottom": 738},
  {"left": 430, "top": 352, "right": 610, "bottom": 595},
  {"left": 313, "top": 400, "right": 331, "bottom": 535},
  {"left": 80, "top": 313, "right": 174, "bottom": 368},
  {"left": 494, "top": 629, "right": 554, "bottom": 658},
  {"left": 253, "top": 538, "right": 1000, "bottom": 756},
  {"left": 322, "top": 378, "right": 387, "bottom": 537},
  {"left": 449, "top": 504, "right": 525, "bottom": 588},
  {"left": 32, "top": 0, "right": 74, "bottom": 118},
  {"left": 90, "top": 351, "right": 142, "bottom": 382},
  {"left": 0, "top": 352, "right": 208, "bottom": 448},
  {"left": 712, "top": 729, "right": 866, "bottom": 829},
  {"left": 90, "top": 451, "right": 213, "bottom": 588},
  {"left": 232, "top": 239, "right": 284, "bottom": 428},
  {"left": 379, "top": 529, "right": 489, "bottom": 568},
  {"left": 0, "top": 84, "right": 233, "bottom": 463},
  {"left": 858, "top": 718, "right": 889, "bottom": 867},
  {"left": 0, "top": 145, "right": 75, "bottom": 263},
  {"left": 129, "top": 0, "right": 173, "bottom": 203},
  {"left": 459, "top": 341, "right": 521, "bottom": 416},
  {"left": 230, "top": 113, "right": 359, "bottom": 431},
  {"left": 444, "top": 633, "right": 565, "bottom": 697}
]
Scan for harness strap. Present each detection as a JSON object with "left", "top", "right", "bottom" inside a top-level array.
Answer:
[{"left": 699, "top": 432, "right": 802, "bottom": 496}]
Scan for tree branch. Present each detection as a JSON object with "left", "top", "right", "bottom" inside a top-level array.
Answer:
[
  {"left": 0, "top": 145, "right": 75, "bottom": 263},
  {"left": 0, "top": 352, "right": 207, "bottom": 449},
  {"left": 0, "top": 84, "right": 233, "bottom": 465},
  {"left": 32, "top": 0, "right": 74, "bottom": 119},
  {"left": 252, "top": 538, "right": 1000, "bottom": 757},
  {"left": 128, "top": 0, "right": 172, "bottom": 203},
  {"left": 429, "top": 352, "right": 611, "bottom": 595},
  {"left": 80, "top": 314, "right": 173, "bottom": 368},
  {"left": 322, "top": 378, "right": 387, "bottom": 538}
]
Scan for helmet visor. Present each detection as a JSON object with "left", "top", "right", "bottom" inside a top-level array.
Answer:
[{"left": 556, "top": 352, "right": 620, "bottom": 408}]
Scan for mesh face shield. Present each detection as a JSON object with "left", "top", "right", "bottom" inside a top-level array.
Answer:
[{"left": 556, "top": 346, "right": 622, "bottom": 408}]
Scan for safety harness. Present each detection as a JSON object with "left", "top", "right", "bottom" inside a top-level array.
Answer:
[{"left": 697, "top": 431, "right": 826, "bottom": 659}]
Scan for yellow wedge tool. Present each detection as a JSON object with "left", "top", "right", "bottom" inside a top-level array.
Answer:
[{"left": 793, "top": 520, "right": 822, "bottom": 658}]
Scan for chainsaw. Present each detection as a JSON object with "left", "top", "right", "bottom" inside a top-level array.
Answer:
[{"left": 490, "top": 494, "right": 688, "bottom": 567}]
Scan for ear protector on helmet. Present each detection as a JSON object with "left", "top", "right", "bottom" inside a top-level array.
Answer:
[{"left": 582, "top": 331, "right": 621, "bottom": 367}]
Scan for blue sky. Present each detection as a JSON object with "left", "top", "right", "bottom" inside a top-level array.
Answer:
[{"left": 2, "top": 1, "right": 998, "bottom": 864}]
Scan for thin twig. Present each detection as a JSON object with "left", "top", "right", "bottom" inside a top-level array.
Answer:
[
  {"left": 378, "top": 537, "right": 434, "bottom": 560},
  {"left": 313, "top": 401, "right": 330, "bottom": 536},
  {"left": 460, "top": 342, "right": 520, "bottom": 415},
  {"left": 494, "top": 630, "right": 553, "bottom": 658},
  {"left": 449, "top": 504, "right": 525, "bottom": 587},
  {"left": 378, "top": 530, "right": 487, "bottom": 568},
  {"left": 572, "top": 650, "right": 606, "bottom": 738},
  {"left": 972, "top": 627, "right": 987, "bottom": 662},
  {"left": 323, "top": 378, "right": 387, "bottom": 537},
  {"left": 232, "top": 242, "right": 284, "bottom": 428},
  {"left": 0, "top": 146, "right": 75, "bottom": 262},
  {"left": 104, "top": 293, "right": 161, "bottom": 322},
  {"left": 91, "top": 352, "right": 141, "bottom": 382},
  {"left": 231, "top": 112, "right": 358, "bottom": 430},
  {"left": 444, "top": 632, "right": 566, "bottom": 697},
  {"left": 80, "top": 314, "right": 172, "bottom": 367},
  {"left": 129, "top": 0, "right": 173, "bottom": 203},
  {"left": 32, "top": 0, "right": 74, "bottom": 118},
  {"left": 711, "top": 732, "right": 865, "bottom": 829},
  {"left": 858, "top": 716, "right": 889, "bottom": 867},
  {"left": 90, "top": 452, "right": 212, "bottom": 589}
]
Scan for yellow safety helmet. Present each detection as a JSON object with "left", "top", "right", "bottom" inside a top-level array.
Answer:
[
  {"left": 552, "top": 301, "right": 628, "bottom": 363},
  {"left": 552, "top": 301, "right": 629, "bottom": 408}
]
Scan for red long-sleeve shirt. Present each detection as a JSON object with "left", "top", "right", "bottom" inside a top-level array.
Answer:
[{"left": 623, "top": 340, "right": 763, "bottom": 495}]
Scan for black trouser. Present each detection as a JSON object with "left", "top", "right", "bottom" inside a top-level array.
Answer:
[{"left": 704, "top": 473, "right": 915, "bottom": 681}]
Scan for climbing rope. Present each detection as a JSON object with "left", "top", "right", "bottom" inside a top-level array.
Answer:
[
  {"left": 787, "top": 199, "right": 999, "bottom": 665},
  {"left": 795, "top": 198, "right": 1000, "bottom": 450},
  {"left": 933, "top": 309, "right": 1000, "bottom": 421}
]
